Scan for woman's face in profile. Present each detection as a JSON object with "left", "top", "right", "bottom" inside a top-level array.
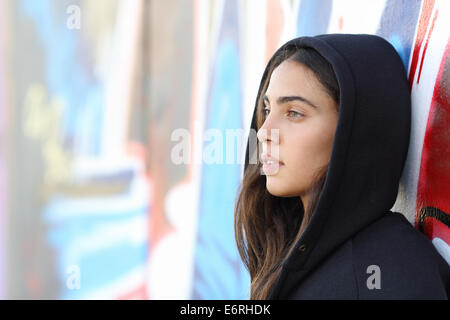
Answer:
[{"left": 257, "top": 59, "right": 338, "bottom": 206}]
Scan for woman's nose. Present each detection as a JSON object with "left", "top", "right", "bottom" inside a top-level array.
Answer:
[
  {"left": 257, "top": 125, "right": 267, "bottom": 143},
  {"left": 257, "top": 117, "right": 279, "bottom": 143}
]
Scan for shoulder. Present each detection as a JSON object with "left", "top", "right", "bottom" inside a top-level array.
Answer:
[
  {"left": 353, "top": 212, "right": 443, "bottom": 263},
  {"left": 350, "top": 212, "right": 449, "bottom": 299}
]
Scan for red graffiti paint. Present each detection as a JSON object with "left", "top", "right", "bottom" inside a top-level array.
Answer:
[
  {"left": 416, "top": 9, "right": 438, "bottom": 84},
  {"left": 422, "top": 218, "right": 450, "bottom": 244},
  {"left": 265, "top": 0, "right": 285, "bottom": 63},
  {"left": 415, "top": 40, "right": 450, "bottom": 244},
  {"left": 408, "top": 0, "right": 435, "bottom": 89},
  {"left": 117, "top": 283, "right": 148, "bottom": 300},
  {"left": 338, "top": 16, "right": 344, "bottom": 31}
]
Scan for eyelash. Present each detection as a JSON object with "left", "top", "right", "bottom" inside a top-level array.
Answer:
[{"left": 262, "top": 108, "right": 304, "bottom": 119}]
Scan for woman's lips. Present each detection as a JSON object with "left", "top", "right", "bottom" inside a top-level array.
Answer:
[
  {"left": 262, "top": 159, "right": 284, "bottom": 175},
  {"left": 260, "top": 153, "right": 284, "bottom": 175}
]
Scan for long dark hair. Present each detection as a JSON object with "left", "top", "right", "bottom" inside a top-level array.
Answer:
[{"left": 234, "top": 44, "right": 340, "bottom": 300}]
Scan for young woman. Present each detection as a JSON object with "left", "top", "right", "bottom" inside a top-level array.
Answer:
[{"left": 234, "top": 34, "right": 450, "bottom": 299}]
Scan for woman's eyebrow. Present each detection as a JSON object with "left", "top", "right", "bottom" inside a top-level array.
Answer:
[{"left": 263, "top": 94, "right": 318, "bottom": 109}]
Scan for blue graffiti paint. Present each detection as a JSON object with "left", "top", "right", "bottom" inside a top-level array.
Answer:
[
  {"left": 20, "top": 0, "right": 103, "bottom": 155},
  {"left": 19, "top": 0, "right": 147, "bottom": 298},
  {"left": 296, "top": 0, "right": 333, "bottom": 37},
  {"left": 192, "top": 0, "right": 250, "bottom": 300},
  {"left": 44, "top": 202, "right": 149, "bottom": 298},
  {"left": 377, "top": 0, "right": 422, "bottom": 71}
]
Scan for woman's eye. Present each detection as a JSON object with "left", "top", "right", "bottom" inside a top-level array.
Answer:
[
  {"left": 287, "top": 110, "right": 304, "bottom": 118},
  {"left": 261, "top": 107, "right": 303, "bottom": 119}
]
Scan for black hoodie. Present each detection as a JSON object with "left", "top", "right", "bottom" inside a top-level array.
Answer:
[{"left": 244, "top": 34, "right": 450, "bottom": 299}]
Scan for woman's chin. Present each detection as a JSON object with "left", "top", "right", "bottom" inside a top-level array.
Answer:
[{"left": 266, "top": 182, "right": 298, "bottom": 198}]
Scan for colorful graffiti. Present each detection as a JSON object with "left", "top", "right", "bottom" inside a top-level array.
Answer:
[
  {"left": 391, "top": 0, "right": 450, "bottom": 264},
  {"left": 0, "top": 0, "right": 448, "bottom": 299},
  {"left": 413, "top": 3, "right": 450, "bottom": 262},
  {"left": 190, "top": 0, "right": 247, "bottom": 299},
  {"left": 7, "top": 0, "right": 150, "bottom": 299}
]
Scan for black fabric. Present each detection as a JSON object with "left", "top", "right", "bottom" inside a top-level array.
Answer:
[{"left": 243, "top": 34, "right": 450, "bottom": 299}]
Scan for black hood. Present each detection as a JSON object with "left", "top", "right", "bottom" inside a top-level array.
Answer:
[{"left": 244, "top": 34, "right": 411, "bottom": 298}]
